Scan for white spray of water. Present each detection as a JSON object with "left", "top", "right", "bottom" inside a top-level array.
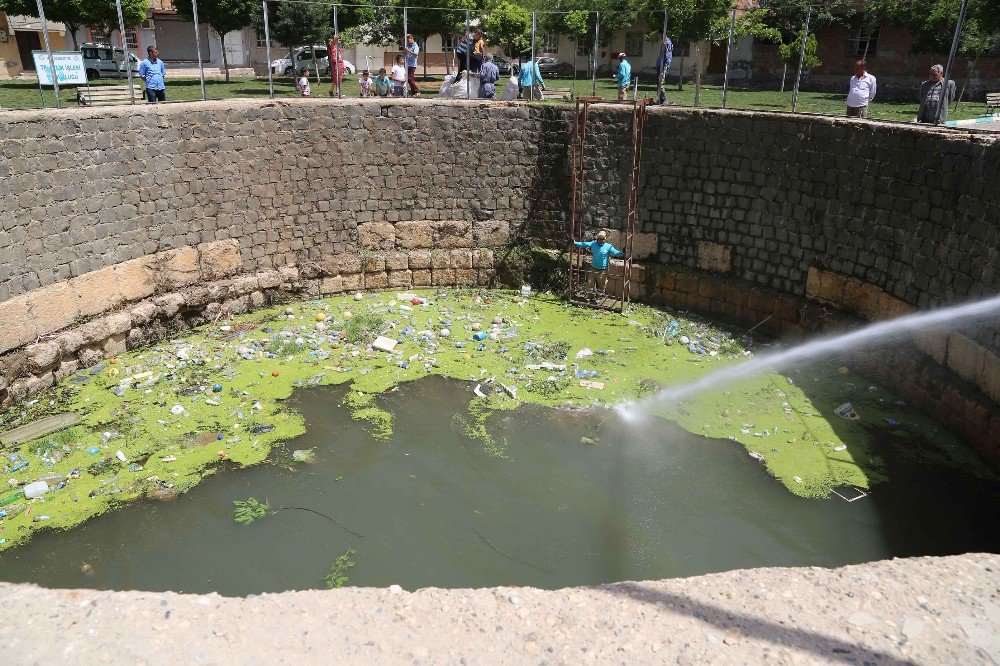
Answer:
[{"left": 617, "top": 294, "right": 1000, "bottom": 422}]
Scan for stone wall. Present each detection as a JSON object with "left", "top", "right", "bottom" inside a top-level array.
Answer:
[{"left": 0, "top": 100, "right": 997, "bottom": 463}]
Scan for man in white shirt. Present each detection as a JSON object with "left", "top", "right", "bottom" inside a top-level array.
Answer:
[{"left": 846, "top": 60, "right": 876, "bottom": 118}]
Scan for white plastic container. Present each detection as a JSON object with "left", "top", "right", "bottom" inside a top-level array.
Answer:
[
  {"left": 23, "top": 481, "right": 48, "bottom": 499},
  {"left": 520, "top": 285, "right": 531, "bottom": 297}
]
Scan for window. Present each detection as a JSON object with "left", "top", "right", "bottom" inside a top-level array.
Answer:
[
  {"left": 442, "top": 35, "right": 456, "bottom": 52},
  {"left": 88, "top": 28, "right": 111, "bottom": 44},
  {"left": 576, "top": 39, "right": 590, "bottom": 57},
  {"left": 673, "top": 42, "right": 691, "bottom": 58},
  {"left": 256, "top": 29, "right": 269, "bottom": 48},
  {"left": 847, "top": 17, "right": 880, "bottom": 58},
  {"left": 124, "top": 28, "right": 138, "bottom": 49},
  {"left": 624, "top": 32, "right": 644, "bottom": 58},
  {"left": 542, "top": 33, "right": 558, "bottom": 53}
]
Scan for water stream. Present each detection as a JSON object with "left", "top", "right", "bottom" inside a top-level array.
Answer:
[{"left": 618, "top": 295, "right": 1000, "bottom": 421}]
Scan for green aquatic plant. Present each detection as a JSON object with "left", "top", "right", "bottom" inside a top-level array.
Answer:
[
  {"left": 343, "top": 313, "right": 385, "bottom": 343},
  {"left": 233, "top": 497, "right": 272, "bottom": 525},
  {"left": 323, "top": 548, "right": 357, "bottom": 589}
]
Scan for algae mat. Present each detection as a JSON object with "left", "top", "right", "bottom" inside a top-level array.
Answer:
[{"left": 0, "top": 289, "right": 990, "bottom": 553}]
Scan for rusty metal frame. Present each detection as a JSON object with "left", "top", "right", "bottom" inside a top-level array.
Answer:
[{"left": 567, "top": 96, "right": 652, "bottom": 313}]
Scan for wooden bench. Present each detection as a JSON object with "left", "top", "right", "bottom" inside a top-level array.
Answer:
[
  {"left": 76, "top": 85, "right": 137, "bottom": 107},
  {"left": 540, "top": 87, "right": 573, "bottom": 102},
  {"left": 987, "top": 92, "right": 1000, "bottom": 113}
]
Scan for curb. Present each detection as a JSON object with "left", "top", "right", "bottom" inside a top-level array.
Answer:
[{"left": 944, "top": 114, "right": 1000, "bottom": 127}]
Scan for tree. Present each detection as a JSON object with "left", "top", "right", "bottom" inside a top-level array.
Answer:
[
  {"left": 0, "top": 0, "right": 86, "bottom": 48},
  {"left": 173, "top": 0, "right": 256, "bottom": 81},
  {"left": 79, "top": 0, "right": 149, "bottom": 46},
  {"left": 363, "top": 0, "right": 475, "bottom": 79},
  {"left": 482, "top": 0, "right": 532, "bottom": 60},
  {"left": 778, "top": 31, "right": 820, "bottom": 91},
  {"left": 541, "top": 0, "right": 639, "bottom": 79},
  {"left": 268, "top": 0, "right": 330, "bottom": 77},
  {"left": 867, "top": 0, "right": 999, "bottom": 106}
]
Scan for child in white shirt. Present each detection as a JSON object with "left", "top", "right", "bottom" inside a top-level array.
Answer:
[
  {"left": 296, "top": 68, "right": 311, "bottom": 97},
  {"left": 359, "top": 70, "right": 373, "bottom": 97},
  {"left": 390, "top": 55, "right": 407, "bottom": 97}
]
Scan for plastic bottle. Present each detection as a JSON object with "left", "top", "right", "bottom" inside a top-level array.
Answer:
[{"left": 23, "top": 481, "right": 48, "bottom": 499}]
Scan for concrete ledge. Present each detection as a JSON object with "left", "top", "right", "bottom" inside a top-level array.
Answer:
[{"left": 0, "top": 554, "right": 996, "bottom": 663}]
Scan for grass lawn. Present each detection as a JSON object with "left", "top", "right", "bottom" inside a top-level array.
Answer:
[{"left": 1, "top": 73, "right": 994, "bottom": 124}]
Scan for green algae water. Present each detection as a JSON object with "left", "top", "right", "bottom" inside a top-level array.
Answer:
[
  {"left": 1, "top": 376, "right": 997, "bottom": 595},
  {"left": 0, "top": 289, "right": 997, "bottom": 592}
]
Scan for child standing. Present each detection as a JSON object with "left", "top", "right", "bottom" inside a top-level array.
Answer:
[
  {"left": 373, "top": 68, "right": 391, "bottom": 97},
  {"left": 296, "top": 68, "right": 311, "bottom": 97},
  {"left": 359, "top": 70, "right": 373, "bottom": 97},
  {"left": 390, "top": 55, "right": 407, "bottom": 97}
]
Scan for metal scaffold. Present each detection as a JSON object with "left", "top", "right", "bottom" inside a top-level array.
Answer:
[{"left": 567, "top": 96, "right": 651, "bottom": 313}]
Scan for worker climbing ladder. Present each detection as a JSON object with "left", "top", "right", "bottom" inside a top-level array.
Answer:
[{"left": 567, "top": 96, "right": 651, "bottom": 313}]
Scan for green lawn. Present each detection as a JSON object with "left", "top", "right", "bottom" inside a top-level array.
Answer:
[{"left": 1, "top": 74, "right": 994, "bottom": 124}]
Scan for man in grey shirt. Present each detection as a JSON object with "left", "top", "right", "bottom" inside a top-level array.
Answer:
[{"left": 917, "top": 64, "right": 956, "bottom": 124}]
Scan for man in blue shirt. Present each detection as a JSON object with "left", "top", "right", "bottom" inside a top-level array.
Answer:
[
  {"left": 657, "top": 33, "right": 673, "bottom": 104},
  {"left": 517, "top": 57, "right": 544, "bottom": 100},
  {"left": 574, "top": 230, "right": 623, "bottom": 296},
  {"left": 405, "top": 34, "right": 420, "bottom": 96},
  {"left": 138, "top": 45, "right": 166, "bottom": 103},
  {"left": 478, "top": 53, "right": 500, "bottom": 99},
  {"left": 615, "top": 52, "right": 631, "bottom": 101}
]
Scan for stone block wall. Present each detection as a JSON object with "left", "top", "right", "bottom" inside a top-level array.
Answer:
[
  {"left": 0, "top": 99, "right": 561, "bottom": 303},
  {"left": 1, "top": 100, "right": 997, "bottom": 464}
]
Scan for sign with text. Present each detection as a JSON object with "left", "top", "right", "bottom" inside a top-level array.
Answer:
[{"left": 32, "top": 51, "right": 87, "bottom": 86}]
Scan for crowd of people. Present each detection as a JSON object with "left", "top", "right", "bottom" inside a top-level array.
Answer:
[{"left": 129, "top": 32, "right": 959, "bottom": 125}]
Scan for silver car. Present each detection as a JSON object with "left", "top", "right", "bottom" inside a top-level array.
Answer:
[
  {"left": 81, "top": 43, "right": 139, "bottom": 79},
  {"left": 270, "top": 46, "right": 356, "bottom": 77}
]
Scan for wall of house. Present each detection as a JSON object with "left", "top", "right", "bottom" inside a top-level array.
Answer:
[
  {"left": 0, "top": 14, "right": 23, "bottom": 79},
  {"left": 0, "top": 15, "right": 67, "bottom": 80},
  {"left": 753, "top": 23, "right": 1000, "bottom": 100}
]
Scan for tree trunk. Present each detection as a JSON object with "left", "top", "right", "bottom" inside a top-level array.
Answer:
[
  {"left": 423, "top": 37, "right": 428, "bottom": 80},
  {"left": 220, "top": 32, "right": 230, "bottom": 83},
  {"left": 780, "top": 62, "right": 787, "bottom": 92},
  {"left": 955, "top": 54, "right": 979, "bottom": 111},
  {"left": 67, "top": 24, "right": 80, "bottom": 50},
  {"left": 693, "top": 45, "right": 701, "bottom": 106},
  {"left": 445, "top": 33, "right": 452, "bottom": 75},
  {"left": 678, "top": 53, "right": 685, "bottom": 90},
  {"left": 288, "top": 45, "right": 294, "bottom": 77}
]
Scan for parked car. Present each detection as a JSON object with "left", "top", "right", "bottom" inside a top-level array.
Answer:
[
  {"left": 535, "top": 55, "right": 573, "bottom": 77},
  {"left": 494, "top": 56, "right": 513, "bottom": 76},
  {"left": 81, "top": 43, "right": 139, "bottom": 79},
  {"left": 270, "top": 46, "right": 356, "bottom": 77}
]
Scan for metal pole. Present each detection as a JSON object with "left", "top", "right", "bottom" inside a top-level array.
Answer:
[
  {"left": 592, "top": 11, "right": 598, "bottom": 97},
  {"left": 791, "top": 5, "right": 811, "bottom": 112},
  {"left": 114, "top": 0, "right": 135, "bottom": 103},
  {"left": 465, "top": 10, "right": 470, "bottom": 99},
  {"left": 657, "top": 10, "right": 667, "bottom": 105},
  {"left": 401, "top": 7, "right": 408, "bottom": 98},
  {"left": 937, "top": 0, "right": 967, "bottom": 124},
  {"left": 334, "top": 4, "right": 341, "bottom": 98},
  {"left": 35, "top": 0, "right": 60, "bottom": 108},
  {"left": 721, "top": 7, "right": 736, "bottom": 109},
  {"left": 530, "top": 12, "right": 536, "bottom": 102},
  {"left": 263, "top": 0, "right": 274, "bottom": 99},
  {"left": 191, "top": 0, "right": 207, "bottom": 100}
]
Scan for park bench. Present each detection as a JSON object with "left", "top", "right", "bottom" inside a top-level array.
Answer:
[
  {"left": 540, "top": 87, "right": 573, "bottom": 102},
  {"left": 76, "top": 85, "right": 137, "bottom": 107},
  {"left": 987, "top": 92, "right": 1000, "bottom": 113}
]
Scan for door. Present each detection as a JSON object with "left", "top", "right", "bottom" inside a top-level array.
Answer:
[
  {"left": 15, "top": 31, "right": 41, "bottom": 71},
  {"left": 707, "top": 42, "right": 727, "bottom": 74}
]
